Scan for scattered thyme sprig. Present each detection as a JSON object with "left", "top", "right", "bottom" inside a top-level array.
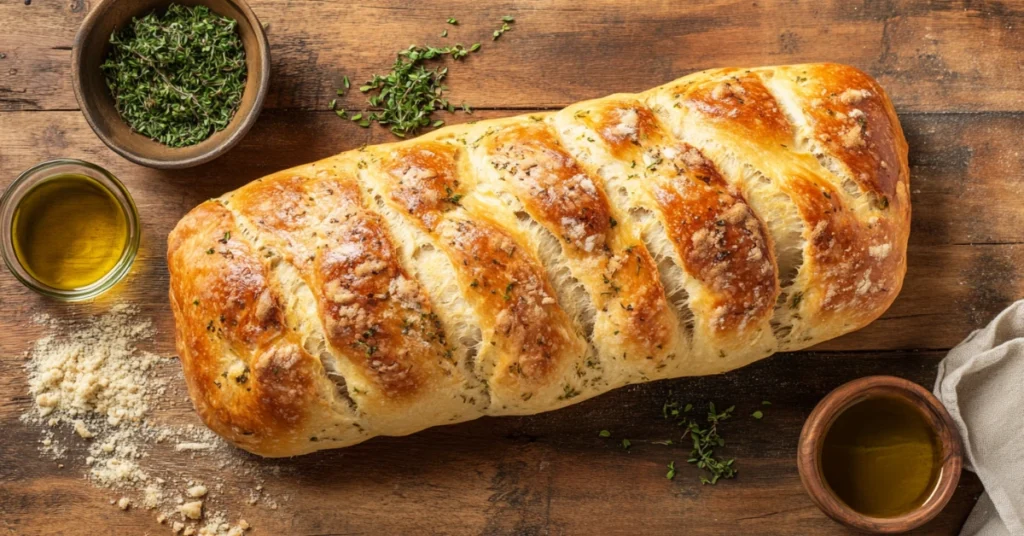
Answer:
[
  {"left": 661, "top": 399, "right": 738, "bottom": 484},
  {"left": 601, "top": 399, "right": 765, "bottom": 486},
  {"left": 493, "top": 15, "right": 514, "bottom": 40},
  {"left": 335, "top": 15, "right": 515, "bottom": 138},
  {"left": 343, "top": 44, "right": 478, "bottom": 137},
  {"left": 682, "top": 403, "right": 737, "bottom": 485},
  {"left": 100, "top": 4, "right": 247, "bottom": 147}
]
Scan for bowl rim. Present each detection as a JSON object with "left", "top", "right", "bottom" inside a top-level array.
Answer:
[
  {"left": 797, "top": 375, "right": 964, "bottom": 533},
  {"left": 71, "top": 0, "right": 271, "bottom": 169}
]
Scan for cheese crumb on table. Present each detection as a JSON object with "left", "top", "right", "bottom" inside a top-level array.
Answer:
[
  {"left": 179, "top": 500, "right": 203, "bottom": 520},
  {"left": 21, "top": 307, "right": 275, "bottom": 535},
  {"left": 73, "top": 419, "right": 94, "bottom": 439},
  {"left": 187, "top": 485, "right": 208, "bottom": 498}
]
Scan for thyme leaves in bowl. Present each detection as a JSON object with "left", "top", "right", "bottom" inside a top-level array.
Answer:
[{"left": 100, "top": 4, "right": 248, "bottom": 148}]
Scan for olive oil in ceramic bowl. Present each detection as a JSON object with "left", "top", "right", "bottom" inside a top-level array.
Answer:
[
  {"left": 798, "top": 376, "right": 963, "bottom": 534},
  {"left": 821, "top": 396, "right": 941, "bottom": 518},
  {"left": 1, "top": 160, "right": 139, "bottom": 300}
]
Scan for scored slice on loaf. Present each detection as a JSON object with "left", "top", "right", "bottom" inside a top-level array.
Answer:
[{"left": 168, "top": 63, "right": 910, "bottom": 457}]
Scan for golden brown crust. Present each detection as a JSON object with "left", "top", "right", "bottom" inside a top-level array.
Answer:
[
  {"left": 168, "top": 201, "right": 346, "bottom": 456},
  {"left": 383, "top": 142, "right": 464, "bottom": 231},
  {"left": 229, "top": 174, "right": 447, "bottom": 400},
  {"left": 438, "top": 216, "right": 577, "bottom": 389},
  {"left": 168, "top": 63, "right": 910, "bottom": 456},
  {"left": 490, "top": 125, "right": 614, "bottom": 256},
  {"left": 585, "top": 101, "right": 778, "bottom": 336},
  {"left": 650, "top": 63, "right": 909, "bottom": 346},
  {"left": 375, "top": 140, "right": 587, "bottom": 409},
  {"left": 484, "top": 123, "right": 678, "bottom": 368},
  {"left": 788, "top": 64, "right": 904, "bottom": 200}
]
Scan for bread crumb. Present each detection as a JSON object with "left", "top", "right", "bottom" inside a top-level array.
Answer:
[
  {"left": 172, "top": 521, "right": 185, "bottom": 534},
  {"left": 143, "top": 485, "right": 163, "bottom": 508},
  {"left": 179, "top": 500, "right": 203, "bottom": 520},
  {"left": 73, "top": 419, "right": 95, "bottom": 439},
  {"left": 117, "top": 497, "right": 131, "bottom": 510},
  {"left": 183, "top": 527, "right": 196, "bottom": 536},
  {"left": 156, "top": 513, "right": 167, "bottom": 524},
  {"left": 187, "top": 485, "right": 208, "bottom": 498}
]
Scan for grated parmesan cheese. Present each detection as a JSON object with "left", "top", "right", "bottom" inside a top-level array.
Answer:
[
  {"left": 22, "top": 306, "right": 275, "bottom": 535},
  {"left": 179, "top": 500, "right": 204, "bottom": 520},
  {"left": 187, "top": 485, "right": 209, "bottom": 498}
]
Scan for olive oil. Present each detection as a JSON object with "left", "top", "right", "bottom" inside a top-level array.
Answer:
[
  {"left": 11, "top": 174, "right": 129, "bottom": 290},
  {"left": 821, "top": 396, "right": 941, "bottom": 518}
]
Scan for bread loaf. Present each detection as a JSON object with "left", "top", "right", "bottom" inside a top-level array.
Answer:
[{"left": 168, "top": 63, "right": 909, "bottom": 457}]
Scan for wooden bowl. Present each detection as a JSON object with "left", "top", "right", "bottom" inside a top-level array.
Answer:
[
  {"left": 72, "top": 0, "right": 270, "bottom": 169},
  {"left": 797, "top": 376, "right": 963, "bottom": 533}
]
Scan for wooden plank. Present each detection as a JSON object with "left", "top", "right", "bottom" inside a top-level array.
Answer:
[
  {"left": 1, "top": 0, "right": 1022, "bottom": 113},
  {"left": 5, "top": 2, "right": 1020, "bottom": 534},
  {"left": 902, "top": 113, "right": 1024, "bottom": 247},
  {"left": 0, "top": 347, "right": 984, "bottom": 535},
  {"left": 0, "top": 109, "right": 1021, "bottom": 352}
]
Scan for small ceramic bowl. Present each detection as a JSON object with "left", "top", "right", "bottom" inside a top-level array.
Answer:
[
  {"left": 797, "top": 376, "right": 963, "bottom": 533},
  {"left": 72, "top": 0, "right": 270, "bottom": 169}
]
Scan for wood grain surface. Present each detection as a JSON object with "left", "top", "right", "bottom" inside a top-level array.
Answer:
[{"left": 2, "top": 0, "right": 1022, "bottom": 534}]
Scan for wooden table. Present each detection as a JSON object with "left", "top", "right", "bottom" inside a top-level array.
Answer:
[{"left": 1, "top": 1, "right": 1021, "bottom": 534}]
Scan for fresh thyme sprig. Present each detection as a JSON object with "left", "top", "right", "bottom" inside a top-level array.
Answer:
[
  {"left": 682, "top": 403, "right": 737, "bottom": 485},
  {"left": 100, "top": 4, "right": 247, "bottom": 147},
  {"left": 493, "top": 15, "right": 514, "bottom": 40},
  {"left": 660, "top": 399, "right": 738, "bottom": 484},
  {"left": 334, "top": 44, "right": 478, "bottom": 137},
  {"left": 335, "top": 15, "right": 516, "bottom": 138}
]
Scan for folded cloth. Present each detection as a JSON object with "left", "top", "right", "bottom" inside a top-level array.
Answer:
[{"left": 934, "top": 300, "right": 1024, "bottom": 536}]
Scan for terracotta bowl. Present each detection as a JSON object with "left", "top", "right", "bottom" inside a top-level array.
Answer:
[
  {"left": 797, "top": 376, "right": 963, "bottom": 533},
  {"left": 72, "top": 0, "right": 270, "bottom": 169}
]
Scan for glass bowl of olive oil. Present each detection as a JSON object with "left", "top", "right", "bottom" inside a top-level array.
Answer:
[{"left": 0, "top": 159, "right": 140, "bottom": 300}]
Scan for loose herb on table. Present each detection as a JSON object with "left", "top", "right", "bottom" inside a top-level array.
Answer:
[
  {"left": 493, "top": 15, "right": 514, "bottom": 40},
  {"left": 100, "top": 4, "right": 247, "bottom": 147},
  {"left": 335, "top": 15, "right": 516, "bottom": 138},
  {"left": 682, "top": 403, "right": 737, "bottom": 485},
  {"left": 597, "top": 398, "right": 741, "bottom": 485},
  {"left": 660, "top": 399, "right": 739, "bottom": 485}
]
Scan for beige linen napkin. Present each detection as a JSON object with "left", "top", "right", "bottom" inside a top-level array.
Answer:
[{"left": 934, "top": 300, "right": 1024, "bottom": 536}]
